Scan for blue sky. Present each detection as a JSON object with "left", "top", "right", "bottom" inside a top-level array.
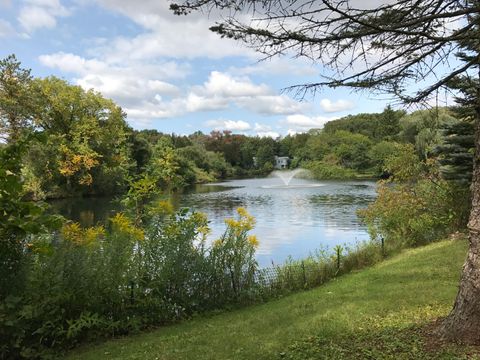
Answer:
[{"left": 0, "top": 0, "right": 414, "bottom": 137}]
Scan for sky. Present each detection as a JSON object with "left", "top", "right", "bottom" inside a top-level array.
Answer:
[{"left": 0, "top": 0, "right": 405, "bottom": 137}]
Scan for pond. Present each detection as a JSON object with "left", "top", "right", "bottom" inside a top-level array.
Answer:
[{"left": 49, "top": 175, "right": 377, "bottom": 267}]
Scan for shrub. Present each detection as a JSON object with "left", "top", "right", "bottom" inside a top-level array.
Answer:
[
  {"left": 303, "top": 160, "right": 357, "bottom": 180},
  {"left": 358, "top": 179, "right": 469, "bottom": 249},
  {"left": 0, "top": 206, "right": 262, "bottom": 358}
]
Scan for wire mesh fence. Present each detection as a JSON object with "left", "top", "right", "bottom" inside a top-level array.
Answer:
[{"left": 253, "top": 258, "right": 339, "bottom": 297}]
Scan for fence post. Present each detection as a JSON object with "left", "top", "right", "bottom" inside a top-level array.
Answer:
[
  {"left": 336, "top": 246, "right": 341, "bottom": 271},
  {"left": 381, "top": 236, "right": 385, "bottom": 257},
  {"left": 301, "top": 261, "right": 306, "bottom": 287}
]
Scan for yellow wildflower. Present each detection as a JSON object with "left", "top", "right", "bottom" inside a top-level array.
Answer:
[
  {"left": 111, "top": 213, "right": 131, "bottom": 233},
  {"left": 84, "top": 226, "right": 105, "bottom": 246},
  {"left": 197, "top": 225, "right": 211, "bottom": 236},
  {"left": 225, "top": 218, "right": 240, "bottom": 228},
  {"left": 62, "top": 223, "right": 83, "bottom": 244},
  {"left": 213, "top": 239, "right": 223, "bottom": 247},
  {"left": 236, "top": 207, "right": 248, "bottom": 217},
  {"left": 155, "top": 200, "right": 174, "bottom": 215},
  {"left": 110, "top": 213, "right": 144, "bottom": 241},
  {"left": 247, "top": 235, "right": 259, "bottom": 248},
  {"left": 192, "top": 212, "right": 208, "bottom": 225}
]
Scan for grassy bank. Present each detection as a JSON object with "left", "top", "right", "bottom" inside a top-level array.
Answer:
[{"left": 68, "top": 238, "right": 476, "bottom": 360}]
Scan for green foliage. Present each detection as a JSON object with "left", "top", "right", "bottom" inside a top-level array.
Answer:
[
  {"left": 21, "top": 77, "right": 134, "bottom": 198},
  {"left": 323, "top": 106, "right": 405, "bottom": 141},
  {"left": 436, "top": 120, "right": 474, "bottom": 183},
  {"left": 303, "top": 160, "right": 357, "bottom": 180},
  {"left": 0, "top": 54, "right": 34, "bottom": 143},
  {"left": 382, "top": 143, "right": 423, "bottom": 182},
  {"left": 210, "top": 208, "right": 259, "bottom": 302},
  {"left": 399, "top": 108, "right": 457, "bottom": 160},
  {"left": 359, "top": 180, "right": 469, "bottom": 249},
  {"left": 0, "top": 141, "right": 62, "bottom": 300},
  {"left": 304, "top": 130, "right": 373, "bottom": 171},
  {"left": 368, "top": 141, "right": 403, "bottom": 176},
  {"left": 254, "top": 144, "right": 275, "bottom": 169}
]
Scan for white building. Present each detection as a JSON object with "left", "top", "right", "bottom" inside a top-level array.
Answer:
[{"left": 274, "top": 156, "right": 289, "bottom": 169}]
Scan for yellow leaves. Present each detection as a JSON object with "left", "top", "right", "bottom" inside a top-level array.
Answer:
[
  {"left": 110, "top": 212, "right": 144, "bottom": 241},
  {"left": 58, "top": 144, "right": 100, "bottom": 184},
  {"left": 79, "top": 173, "right": 93, "bottom": 186}
]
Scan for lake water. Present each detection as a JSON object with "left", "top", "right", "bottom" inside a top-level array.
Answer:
[{"left": 50, "top": 176, "right": 377, "bottom": 267}]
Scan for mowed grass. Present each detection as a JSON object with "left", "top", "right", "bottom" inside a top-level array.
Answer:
[{"left": 68, "top": 239, "right": 477, "bottom": 360}]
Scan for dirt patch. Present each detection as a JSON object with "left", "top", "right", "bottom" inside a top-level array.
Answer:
[{"left": 421, "top": 319, "right": 480, "bottom": 359}]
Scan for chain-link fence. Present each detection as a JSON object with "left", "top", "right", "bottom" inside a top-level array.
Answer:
[{"left": 251, "top": 240, "right": 384, "bottom": 298}]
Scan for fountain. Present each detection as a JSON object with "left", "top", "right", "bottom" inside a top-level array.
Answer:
[
  {"left": 271, "top": 168, "right": 305, "bottom": 186},
  {"left": 262, "top": 169, "right": 325, "bottom": 189}
]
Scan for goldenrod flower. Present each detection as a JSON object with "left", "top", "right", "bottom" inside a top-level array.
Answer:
[
  {"left": 225, "top": 218, "right": 240, "bottom": 228},
  {"left": 236, "top": 207, "right": 248, "bottom": 217},
  {"left": 155, "top": 200, "right": 174, "bottom": 215},
  {"left": 111, "top": 213, "right": 144, "bottom": 241},
  {"left": 62, "top": 223, "right": 83, "bottom": 244},
  {"left": 247, "top": 235, "right": 259, "bottom": 248},
  {"left": 84, "top": 226, "right": 105, "bottom": 246}
]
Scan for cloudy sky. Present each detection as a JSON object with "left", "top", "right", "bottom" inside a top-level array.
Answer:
[{"left": 0, "top": 0, "right": 396, "bottom": 137}]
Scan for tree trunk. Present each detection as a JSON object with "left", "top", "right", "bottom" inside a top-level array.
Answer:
[{"left": 441, "top": 106, "right": 480, "bottom": 344}]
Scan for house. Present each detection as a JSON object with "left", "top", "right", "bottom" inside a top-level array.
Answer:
[{"left": 274, "top": 156, "right": 289, "bottom": 169}]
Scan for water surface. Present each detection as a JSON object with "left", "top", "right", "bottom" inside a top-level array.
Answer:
[{"left": 50, "top": 176, "right": 377, "bottom": 267}]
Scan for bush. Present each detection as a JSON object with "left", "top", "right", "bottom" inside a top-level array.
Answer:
[
  {"left": 303, "top": 160, "right": 357, "bottom": 180},
  {"left": 358, "top": 179, "right": 469, "bottom": 249},
  {"left": 0, "top": 205, "right": 263, "bottom": 358}
]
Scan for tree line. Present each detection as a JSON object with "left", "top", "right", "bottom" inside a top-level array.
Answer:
[{"left": 1, "top": 54, "right": 473, "bottom": 202}]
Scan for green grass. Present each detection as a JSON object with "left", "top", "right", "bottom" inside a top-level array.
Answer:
[{"left": 67, "top": 239, "right": 477, "bottom": 360}]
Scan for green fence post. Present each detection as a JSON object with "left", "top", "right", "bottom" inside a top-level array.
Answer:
[{"left": 301, "top": 261, "right": 306, "bottom": 287}]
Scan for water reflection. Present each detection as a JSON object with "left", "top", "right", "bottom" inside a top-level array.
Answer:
[{"left": 50, "top": 177, "right": 377, "bottom": 267}]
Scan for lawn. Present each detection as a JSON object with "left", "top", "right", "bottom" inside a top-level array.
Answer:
[{"left": 68, "top": 238, "right": 477, "bottom": 360}]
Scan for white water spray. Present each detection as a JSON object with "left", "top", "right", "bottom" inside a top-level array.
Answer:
[{"left": 270, "top": 169, "right": 306, "bottom": 186}]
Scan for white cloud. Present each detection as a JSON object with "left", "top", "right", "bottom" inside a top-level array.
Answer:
[
  {"left": 254, "top": 123, "right": 272, "bottom": 132},
  {"left": 0, "top": 19, "right": 14, "bottom": 37},
  {"left": 39, "top": 55, "right": 306, "bottom": 127},
  {"left": 231, "top": 57, "right": 318, "bottom": 78},
  {"left": 39, "top": 52, "right": 186, "bottom": 108},
  {"left": 18, "top": 0, "right": 70, "bottom": 33},
  {"left": 89, "top": 0, "right": 255, "bottom": 60},
  {"left": 205, "top": 119, "right": 252, "bottom": 131},
  {"left": 238, "top": 95, "right": 306, "bottom": 115},
  {"left": 202, "top": 71, "right": 270, "bottom": 97},
  {"left": 185, "top": 94, "right": 229, "bottom": 112},
  {"left": 319, "top": 98, "right": 355, "bottom": 113},
  {"left": 285, "top": 114, "right": 336, "bottom": 130},
  {"left": 257, "top": 131, "right": 280, "bottom": 138},
  {"left": 189, "top": 71, "right": 306, "bottom": 116}
]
